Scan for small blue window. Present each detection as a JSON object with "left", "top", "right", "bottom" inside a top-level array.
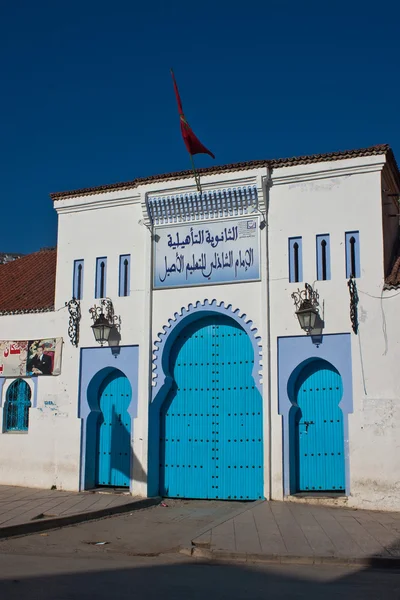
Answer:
[
  {"left": 73, "top": 259, "right": 84, "bottom": 300},
  {"left": 289, "top": 237, "right": 303, "bottom": 283},
  {"left": 316, "top": 234, "right": 331, "bottom": 281},
  {"left": 345, "top": 231, "right": 360, "bottom": 278},
  {"left": 119, "top": 255, "right": 131, "bottom": 297},
  {"left": 95, "top": 257, "right": 107, "bottom": 298},
  {"left": 5, "top": 379, "right": 31, "bottom": 432}
]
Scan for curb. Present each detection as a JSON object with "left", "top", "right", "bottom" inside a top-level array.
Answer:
[
  {"left": 184, "top": 546, "right": 400, "bottom": 570},
  {"left": 0, "top": 496, "right": 161, "bottom": 540}
]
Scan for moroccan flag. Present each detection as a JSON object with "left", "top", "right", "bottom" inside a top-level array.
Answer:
[{"left": 171, "top": 70, "right": 215, "bottom": 159}]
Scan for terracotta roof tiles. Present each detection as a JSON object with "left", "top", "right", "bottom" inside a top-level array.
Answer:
[
  {"left": 50, "top": 144, "right": 398, "bottom": 201},
  {"left": 0, "top": 248, "right": 57, "bottom": 314},
  {"left": 385, "top": 255, "right": 400, "bottom": 290}
]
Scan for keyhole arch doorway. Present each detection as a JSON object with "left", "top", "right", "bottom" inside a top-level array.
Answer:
[
  {"left": 158, "top": 313, "right": 264, "bottom": 500},
  {"left": 289, "top": 358, "right": 345, "bottom": 493}
]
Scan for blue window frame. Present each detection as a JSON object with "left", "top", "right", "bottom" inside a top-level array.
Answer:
[
  {"left": 316, "top": 234, "right": 331, "bottom": 281},
  {"left": 5, "top": 379, "right": 31, "bottom": 432},
  {"left": 73, "top": 259, "right": 84, "bottom": 300},
  {"left": 345, "top": 231, "right": 360, "bottom": 278},
  {"left": 119, "top": 254, "right": 131, "bottom": 297},
  {"left": 289, "top": 237, "right": 303, "bottom": 283},
  {"left": 95, "top": 257, "right": 107, "bottom": 299}
]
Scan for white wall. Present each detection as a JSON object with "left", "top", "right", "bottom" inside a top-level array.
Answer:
[
  {"left": 267, "top": 153, "right": 400, "bottom": 510},
  {"left": 1, "top": 151, "right": 399, "bottom": 509},
  {"left": 138, "top": 168, "right": 271, "bottom": 498},
  {"left": 0, "top": 311, "right": 81, "bottom": 490},
  {"left": 55, "top": 191, "right": 152, "bottom": 495}
]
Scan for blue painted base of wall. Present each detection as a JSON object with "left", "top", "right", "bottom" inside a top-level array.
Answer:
[
  {"left": 278, "top": 334, "right": 353, "bottom": 496},
  {"left": 78, "top": 345, "right": 139, "bottom": 491}
]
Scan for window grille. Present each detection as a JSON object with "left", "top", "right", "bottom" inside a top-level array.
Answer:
[{"left": 5, "top": 379, "right": 31, "bottom": 432}]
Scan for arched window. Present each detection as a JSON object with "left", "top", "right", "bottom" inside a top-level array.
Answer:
[
  {"left": 95, "top": 257, "right": 107, "bottom": 298},
  {"left": 316, "top": 234, "right": 331, "bottom": 281},
  {"left": 4, "top": 379, "right": 32, "bottom": 432},
  {"left": 289, "top": 237, "right": 303, "bottom": 283},
  {"left": 119, "top": 254, "right": 131, "bottom": 297},
  {"left": 345, "top": 231, "right": 360, "bottom": 278},
  {"left": 73, "top": 259, "right": 84, "bottom": 300}
]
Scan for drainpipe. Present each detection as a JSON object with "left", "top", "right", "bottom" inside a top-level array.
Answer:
[{"left": 261, "top": 168, "right": 273, "bottom": 501}]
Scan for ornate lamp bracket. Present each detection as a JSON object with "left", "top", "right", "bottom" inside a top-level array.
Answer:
[
  {"left": 291, "top": 282, "right": 320, "bottom": 313},
  {"left": 65, "top": 298, "right": 81, "bottom": 347},
  {"left": 347, "top": 276, "right": 359, "bottom": 334},
  {"left": 89, "top": 298, "right": 121, "bottom": 331}
]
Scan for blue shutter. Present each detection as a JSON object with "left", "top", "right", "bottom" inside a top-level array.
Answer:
[
  {"left": 316, "top": 234, "right": 331, "bottom": 281},
  {"left": 73, "top": 260, "right": 84, "bottom": 300},
  {"left": 119, "top": 255, "right": 131, "bottom": 297},
  {"left": 289, "top": 237, "right": 303, "bottom": 283},
  {"left": 95, "top": 257, "right": 107, "bottom": 298},
  {"left": 345, "top": 231, "right": 360, "bottom": 278}
]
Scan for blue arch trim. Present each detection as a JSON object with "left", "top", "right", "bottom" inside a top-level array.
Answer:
[
  {"left": 148, "top": 300, "right": 263, "bottom": 497},
  {"left": 78, "top": 346, "right": 139, "bottom": 491},
  {"left": 278, "top": 334, "right": 353, "bottom": 496},
  {"left": 152, "top": 299, "right": 262, "bottom": 399}
]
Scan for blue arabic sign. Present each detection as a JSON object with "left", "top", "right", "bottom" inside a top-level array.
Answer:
[{"left": 154, "top": 218, "right": 260, "bottom": 289}]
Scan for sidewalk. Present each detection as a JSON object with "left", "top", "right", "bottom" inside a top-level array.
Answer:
[
  {"left": 189, "top": 500, "right": 400, "bottom": 567},
  {"left": 0, "top": 485, "right": 159, "bottom": 539}
]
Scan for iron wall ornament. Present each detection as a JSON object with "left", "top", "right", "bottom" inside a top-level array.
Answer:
[
  {"left": 347, "top": 276, "right": 359, "bottom": 334},
  {"left": 89, "top": 298, "right": 121, "bottom": 330},
  {"left": 291, "top": 283, "right": 320, "bottom": 312},
  {"left": 291, "top": 283, "right": 321, "bottom": 335},
  {"left": 89, "top": 298, "right": 121, "bottom": 346},
  {"left": 65, "top": 298, "right": 81, "bottom": 347}
]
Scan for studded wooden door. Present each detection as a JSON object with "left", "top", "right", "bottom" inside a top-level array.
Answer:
[
  {"left": 96, "top": 370, "right": 131, "bottom": 487},
  {"left": 160, "top": 315, "right": 263, "bottom": 500},
  {"left": 294, "top": 360, "right": 345, "bottom": 492}
]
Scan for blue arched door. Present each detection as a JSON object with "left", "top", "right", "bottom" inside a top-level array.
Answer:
[
  {"left": 160, "top": 315, "right": 263, "bottom": 500},
  {"left": 294, "top": 360, "right": 345, "bottom": 492},
  {"left": 96, "top": 370, "right": 131, "bottom": 487}
]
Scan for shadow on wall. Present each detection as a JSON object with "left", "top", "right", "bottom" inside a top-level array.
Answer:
[
  {"left": 84, "top": 367, "right": 146, "bottom": 490},
  {"left": 0, "top": 553, "right": 399, "bottom": 600}
]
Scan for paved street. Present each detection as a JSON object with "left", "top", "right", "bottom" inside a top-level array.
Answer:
[
  {"left": 0, "top": 553, "right": 399, "bottom": 600},
  {"left": 0, "top": 485, "right": 157, "bottom": 535},
  {"left": 192, "top": 500, "right": 400, "bottom": 564},
  {"left": 0, "top": 498, "right": 248, "bottom": 557},
  {"left": 0, "top": 498, "right": 399, "bottom": 598}
]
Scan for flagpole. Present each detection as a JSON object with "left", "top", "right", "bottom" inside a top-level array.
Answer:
[{"left": 189, "top": 153, "right": 202, "bottom": 195}]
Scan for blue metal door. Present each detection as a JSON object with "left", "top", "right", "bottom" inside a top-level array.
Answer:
[
  {"left": 295, "top": 360, "right": 345, "bottom": 492},
  {"left": 96, "top": 370, "right": 131, "bottom": 487},
  {"left": 160, "top": 315, "right": 263, "bottom": 499}
]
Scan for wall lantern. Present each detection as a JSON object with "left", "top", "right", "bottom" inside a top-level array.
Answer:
[
  {"left": 89, "top": 298, "right": 121, "bottom": 347},
  {"left": 291, "top": 283, "right": 320, "bottom": 335}
]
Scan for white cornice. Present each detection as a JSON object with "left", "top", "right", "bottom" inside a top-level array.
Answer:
[
  {"left": 55, "top": 193, "right": 141, "bottom": 214},
  {"left": 271, "top": 160, "right": 386, "bottom": 186},
  {"left": 136, "top": 170, "right": 264, "bottom": 197}
]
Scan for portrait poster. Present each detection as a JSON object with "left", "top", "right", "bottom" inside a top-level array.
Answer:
[{"left": 0, "top": 338, "right": 62, "bottom": 377}]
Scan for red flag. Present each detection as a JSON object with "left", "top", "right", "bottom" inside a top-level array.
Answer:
[{"left": 171, "top": 70, "right": 215, "bottom": 159}]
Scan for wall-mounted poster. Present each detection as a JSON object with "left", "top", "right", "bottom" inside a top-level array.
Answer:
[
  {"left": 154, "top": 217, "right": 260, "bottom": 289},
  {"left": 0, "top": 338, "right": 62, "bottom": 377}
]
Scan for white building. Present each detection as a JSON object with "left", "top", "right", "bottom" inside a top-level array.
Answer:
[{"left": 0, "top": 143, "right": 398, "bottom": 511}]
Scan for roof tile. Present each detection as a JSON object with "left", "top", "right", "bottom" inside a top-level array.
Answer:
[
  {"left": 50, "top": 144, "right": 397, "bottom": 201},
  {"left": 0, "top": 248, "right": 56, "bottom": 313}
]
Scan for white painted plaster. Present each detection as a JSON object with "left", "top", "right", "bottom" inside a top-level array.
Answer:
[{"left": 0, "top": 152, "right": 398, "bottom": 509}]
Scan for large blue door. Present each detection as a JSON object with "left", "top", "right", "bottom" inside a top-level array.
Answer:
[
  {"left": 160, "top": 315, "right": 263, "bottom": 500},
  {"left": 294, "top": 360, "right": 345, "bottom": 492},
  {"left": 96, "top": 370, "right": 131, "bottom": 487}
]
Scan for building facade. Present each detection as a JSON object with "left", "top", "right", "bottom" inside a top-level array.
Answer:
[{"left": 0, "top": 144, "right": 399, "bottom": 510}]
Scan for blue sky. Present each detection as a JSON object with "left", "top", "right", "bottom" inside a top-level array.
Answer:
[{"left": 1, "top": 0, "right": 399, "bottom": 253}]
